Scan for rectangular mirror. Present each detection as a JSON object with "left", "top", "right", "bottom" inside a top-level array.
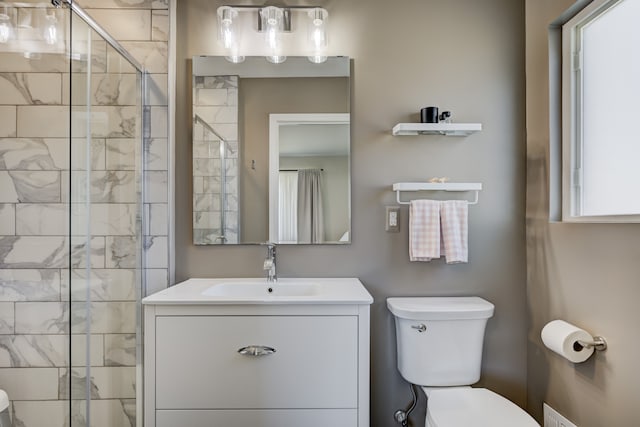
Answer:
[{"left": 192, "top": 56, "right": 350, "bottom": 245}]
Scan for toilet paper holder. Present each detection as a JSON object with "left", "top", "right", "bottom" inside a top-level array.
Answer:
[
  {"left": 541, "top": 320, "right": 608, "bottom": 363},
  {"left": 575, "top": 336, "right": 607, "bottom": 352}
]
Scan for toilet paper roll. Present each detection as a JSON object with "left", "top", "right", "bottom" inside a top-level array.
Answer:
[{"left": 541, "top": 319, "right": 595, "bottom": 363}]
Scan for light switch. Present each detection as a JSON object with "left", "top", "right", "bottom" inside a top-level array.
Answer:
[{"left": 386, "top": 206, "right": 400, "bottom": 232}]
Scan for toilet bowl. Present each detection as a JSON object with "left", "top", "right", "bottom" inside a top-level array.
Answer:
[
  {"left": 0, "top": 389, "right": 10, "bottom": 427},
  {"left": 387, "top": 297, "right": 539, "bottom": 427},
  {"left": 423, "top": 387, "right": 537, "bottom": 427}
]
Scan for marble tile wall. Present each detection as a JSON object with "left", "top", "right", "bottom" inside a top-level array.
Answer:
[
  {"left": 0, "top": 0, "right": 170, "bottom": 426},
  {"left": 193, "top": 76, "right": 239, "bottom": 244}
]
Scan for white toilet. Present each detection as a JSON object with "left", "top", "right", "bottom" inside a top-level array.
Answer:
[
  {"left": 0, "top": 389, "right": 10, "bottom": 427},
  {"left": 387, "top": 297, "right": 539, "bottom": 427}
]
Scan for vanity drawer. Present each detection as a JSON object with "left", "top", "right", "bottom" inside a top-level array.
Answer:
[
  {"left": 156, "top": 409, "right": 358, "bottom": 427},
  {"left": 155, "top": 315, "right": 358, "bottom": 409}
]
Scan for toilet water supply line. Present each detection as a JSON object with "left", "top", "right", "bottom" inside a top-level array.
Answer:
[{"left": 394, "top": 383, "right": 419, "bottom": 426}]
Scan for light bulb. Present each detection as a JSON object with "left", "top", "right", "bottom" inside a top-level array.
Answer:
[
  {"left": 266, "top": 24, "right": 278, "bottom": 50},
  {"left": 311, "top": 22, "right": 326, "bottom": 48},
  {"left": 221, "top": 25, "right": 234, "bottom": 49}
]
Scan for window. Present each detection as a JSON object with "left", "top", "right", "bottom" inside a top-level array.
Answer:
[{"left": 562, "top": 0, "right": 640, "bottom": 221}]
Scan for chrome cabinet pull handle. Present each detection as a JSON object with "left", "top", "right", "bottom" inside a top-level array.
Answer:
[
  {"left": 411, "top": 324, "right": 427, "bottom": 332},
  {"left": 237, "top": 345, "right": 277, "bottom": 356}
]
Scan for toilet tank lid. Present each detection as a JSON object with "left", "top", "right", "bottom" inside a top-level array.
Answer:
[
  {"left": 387, "top": 297, "right": 494, "bottom": 320},
  {"left": 0, "top": 389, "right": 8, "bottom": 412}
]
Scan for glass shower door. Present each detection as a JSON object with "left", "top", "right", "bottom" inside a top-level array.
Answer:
[
  {"left": 193, "top": 115, "right": 231, "bottom": 244},
  {"left": 68, "top": 8, "right": 144, "bottom": 426},
  {"left": 0, "top": 1, "right": 144, "bottom": 425}
]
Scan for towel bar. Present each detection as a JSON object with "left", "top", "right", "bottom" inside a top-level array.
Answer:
[{"left": 392, "top": 182, "right": 482, "bottom": 205}]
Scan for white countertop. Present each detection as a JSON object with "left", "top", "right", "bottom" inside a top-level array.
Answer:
[{"left": 142, "top": 277, "right": 374, "bottom": 305}]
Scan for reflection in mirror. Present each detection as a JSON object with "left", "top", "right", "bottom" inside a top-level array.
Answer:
[
  {"left": 269, "top": 114, "right": 350, "bottom": 244},
  {"left": 192, "top": 56, "right": 350, "bottom": 245}
]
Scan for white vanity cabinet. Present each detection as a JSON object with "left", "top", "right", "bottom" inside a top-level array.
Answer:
[{"left": 143, "top": 297, "right": 371, "bottom": 427}]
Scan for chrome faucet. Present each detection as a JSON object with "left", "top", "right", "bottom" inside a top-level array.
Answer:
[{"left": 263, "top": 243, "right": 277, "bottom": 283}]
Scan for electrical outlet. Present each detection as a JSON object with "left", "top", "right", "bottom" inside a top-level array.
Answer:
[
  {"left": 386, "top": 206, "right": 400, "bottom": 232},
  {"left": 544, "top": 403, "right": 577, "bottom": 427}
]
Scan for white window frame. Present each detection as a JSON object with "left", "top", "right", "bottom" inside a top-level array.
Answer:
[{"left": 562, "top": 0, "right": 640, "bottom": 222}]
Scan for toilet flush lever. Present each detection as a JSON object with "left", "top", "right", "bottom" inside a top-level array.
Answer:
[
  {"left": 238, "top": 345, "right": 276, "bottom": 356},
  {"left": 411, "top": 324, "right": 427, "bottom": 332}
]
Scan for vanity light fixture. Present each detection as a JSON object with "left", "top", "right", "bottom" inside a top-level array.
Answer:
[{"left": 216, "top": 5, "right": 329, "bottom": 64}]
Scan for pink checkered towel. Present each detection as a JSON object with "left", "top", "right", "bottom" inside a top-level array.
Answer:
[
  {"left": 440, "top": 200, "right": 468, "bottom": 264},
  {"left": 409, "top": 200, "right": 441, "bottom": 261},
  {"left": 409, "top": 199, "right": 469, "bottom": 263}
]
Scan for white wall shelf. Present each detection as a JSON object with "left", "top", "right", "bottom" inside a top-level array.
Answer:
[{"left": 392, "top": 123, "right": 482, "bottom": 136}]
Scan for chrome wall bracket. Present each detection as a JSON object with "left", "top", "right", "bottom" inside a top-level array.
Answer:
[{"left": 576, "top": 336, "right": 607, "bottom": 352}]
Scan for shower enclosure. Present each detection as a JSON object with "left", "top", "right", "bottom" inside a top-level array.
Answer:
[
  {"left": 0, "top": 1, "right": 146, "bottom": 425},
  {"left": 191, "top": 73, "right": 239, "bottom": 246}
]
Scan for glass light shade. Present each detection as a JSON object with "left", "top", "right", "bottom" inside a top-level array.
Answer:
[
  {"left": 261, "top": 6, "right": 284, "bottom": 58},
  {"left": 266, "top": 55, "right": 287, "bottom": 64},
  {"left": 225, "top": 54, "right": 245, "bottom": 64},
  {"left": 307, "top": 8, "right": 328, "bottom": 49},
  {"left": 217, "top": 6, "right": 239, "bottom": 50},
  {"left": 308, "top": 54, "right": 327, "bottom": 64},
  {"left": 0, "top": 8, "right": 15, "bottom": 44},
  {"left": 307, "top": 8, "right": 328, "bottom": 64},
  {"left": 43, "top": 14, "right": 57, "bottom": 45},
  {"left": 0, "top": 14, "right": 13, "bottom": 43}
]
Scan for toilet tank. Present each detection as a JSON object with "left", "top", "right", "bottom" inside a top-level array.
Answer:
[{"left": 387, "top": 297, "right": 494, "bottom": 386}]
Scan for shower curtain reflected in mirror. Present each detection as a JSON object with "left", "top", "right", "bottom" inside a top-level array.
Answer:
[
  {"left": 277, "top": 169, "right": 325, "bottom": 244},
  {"left": 297, "top": 169, "right": 324, "bottom": 244}
]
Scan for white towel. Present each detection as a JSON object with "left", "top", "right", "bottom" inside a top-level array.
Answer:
[
  {"left": 409, "top": 200, "right": 441, "bottom": 261},
  {"left": 440, "top": 200, "right": 468, "bottom": 264}
]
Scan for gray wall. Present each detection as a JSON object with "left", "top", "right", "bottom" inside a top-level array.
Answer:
[
  {"left": 525, "top": 1, "right": 640, "bottom": 425},
  {"left": 176, "top": 0, "right": 527, "bottom": 424}
]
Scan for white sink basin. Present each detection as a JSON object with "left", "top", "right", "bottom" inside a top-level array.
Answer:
[
  {"left": 142, "top": 277, "right": 373, "bottom": 305},
  {"left": 202, "top": 281, "right": 320, "bottom": 297}
]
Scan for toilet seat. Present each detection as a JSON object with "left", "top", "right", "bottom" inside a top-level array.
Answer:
[{"left": 424, "top": 387, "right": 539, "bottom": 427}]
